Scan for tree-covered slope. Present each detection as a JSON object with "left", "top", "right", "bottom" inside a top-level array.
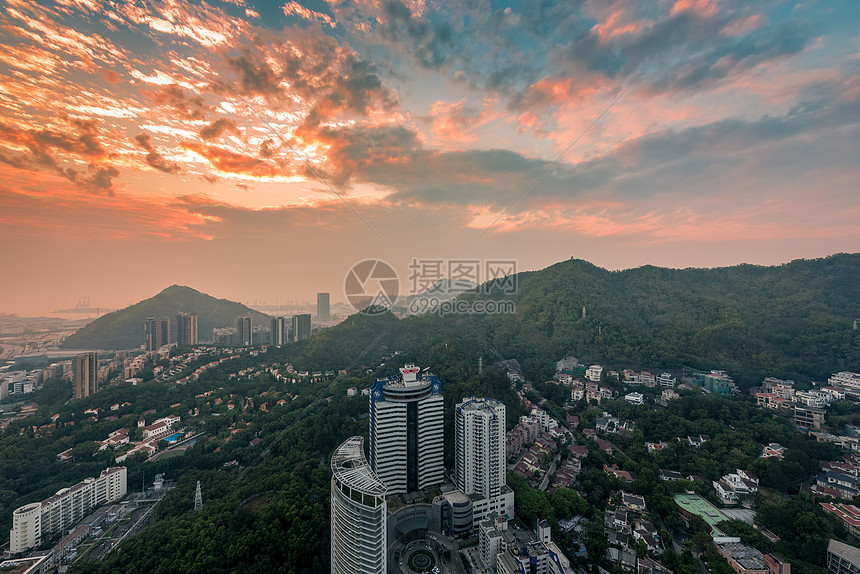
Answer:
[
  {"left": 374, "top": 253, "right": 860, "bottom": 388},
  {"left": 61, "top": 285, "right": 271, "bottom": 350}
]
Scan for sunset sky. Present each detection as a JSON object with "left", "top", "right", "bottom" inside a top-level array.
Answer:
[{"left": 1, "top": 0, "right": 859, "bottom": 315}]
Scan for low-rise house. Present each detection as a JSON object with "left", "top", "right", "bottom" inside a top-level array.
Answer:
[
  {"left": 633, "top": 528, "right": 661, "bottom": 554},
  {"left": 622, "top": 492, "right": 646, "bottom": 512},
  {"left": 817, "top": 470, "right": 860, "bottom": 498},
  {"left": 713, "top": 470, "right": 759, "bottom": 505},
  {"left": 624, "top": 392, "right": 644, "bottom": 405},
  {"left": 821, "top": 502, "right": 860, "bottom": 538},
  {"left": 658, "top": 373, "right": 676, "bottom": 388},
  {"left": 684, "top": 434, "right": 710, "bottom": 447}
]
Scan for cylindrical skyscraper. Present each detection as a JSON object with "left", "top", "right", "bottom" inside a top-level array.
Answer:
[
  {"left": 330, "top": 436, "right": 387, "bottom": 574},
  {"left": 369, "top": 364, "right": 444, "bottom": 495}
]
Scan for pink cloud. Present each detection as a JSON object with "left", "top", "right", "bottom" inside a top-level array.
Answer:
[
  {"left": 592, "top": 8, "right": 647, "bottom": 41},
  {"left": 426, "top": 98, "right": 497, "bottom": 145},
  {"left": 670, "top": 0, "right": 719, "bottom": 18}
]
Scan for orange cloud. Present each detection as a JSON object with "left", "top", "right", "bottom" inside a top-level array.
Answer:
[
  {"left": 0, "top": 164, "right": 220, "bottom": 240},
  {"left": 283, "top": 1, "right": 336, "bottom": 28},
  {"left": 181, "top": 141, "right": 295, "bottom": 180}
]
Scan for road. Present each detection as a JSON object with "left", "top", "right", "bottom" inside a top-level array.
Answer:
[{"left": 539, "top": 455, "right": 559, "bottom": 491}]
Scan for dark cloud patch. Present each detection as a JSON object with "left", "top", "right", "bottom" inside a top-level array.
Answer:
[
  {"left": 377, "top": 0, "right": 458, "bottom": 70},
  {"left": 633, "top": 18, "right": 813, "bottom": 93},
  {"left": 306, "top": 87, "right": 860, "bottom": 210},
  {"left": 349, "top": 1, "right": 814, "bottom": 116},
  {"left": 146, "top": 84, "right": 213, "bottom": 120},
  {"left": 182, "top": 141, "right": 289, "bottom": 178},
  {"left": 226, "top": 53, "right": 282, "bottom": 97},
  {"left": 86, "top": 165, "right": 120, "bottom": 191},
  {"left": 217, "top": 30, "right": 398, "bottom": 129},
  {"left": 134, "top": 133, "right": 181, "bottom": 174},
  {"left": 301, "top": 122, "right": 420, "bottom": 185},
  {"left": 0, "top": 119, "right": 119, "bottom": 193},
  {"left": 259, "top": 138, "right": 275, "bottom": 158},
  {"left": 199, "top": 118, "right": 240, "bottom": 140}
]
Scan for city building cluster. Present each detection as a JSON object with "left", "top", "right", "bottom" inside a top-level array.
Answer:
[{"left": 331, "top": 364, "right": 552, "bottom": 574}]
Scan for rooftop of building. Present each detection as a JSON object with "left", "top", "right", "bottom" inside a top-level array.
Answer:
[
  {"left": 457, "top": 396, "right": 504, "bottom": 411},
  {"left": 829, "top": 539, "right": 860, "bottom": 565},
  {"left": 717, "top": 542, "right": 767, "bottom": 571},
  {"left": 331, "top": 436, "right": 386, "bottom": 497},
  {"left": 674, "top": 493, "right": 728, "bottom": 535}
]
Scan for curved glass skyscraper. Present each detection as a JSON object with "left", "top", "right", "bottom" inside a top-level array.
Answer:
[{"left": 330, "top": 436, "right": 387, "bottom": 574}]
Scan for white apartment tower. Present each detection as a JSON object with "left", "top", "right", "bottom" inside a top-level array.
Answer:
[
  {"left": 455, "top": 397, "right": 506, "bottom": 500},
  {"left": 9, "top": 467, "right": 127, "bottom": 554},
  {"left": 369, "top": 364, "right": 444, "bottom": 495},
  {"left": 330, "top": 436, "right": 387, "bottom": 574},
  {"left": 455, "top": 397, "right": 514, "bottom": 525}
]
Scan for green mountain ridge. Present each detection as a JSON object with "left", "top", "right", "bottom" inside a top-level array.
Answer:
[
  {"left": 61, "top": 285, "right": 271, "bottom": 350},
  {"left": 297, "top": 253, "right": 860, "bottom": 389}
]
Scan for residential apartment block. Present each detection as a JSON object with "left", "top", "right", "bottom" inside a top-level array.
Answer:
[{"left": 9, "top": 467, "right": 127, "bottom": 554}]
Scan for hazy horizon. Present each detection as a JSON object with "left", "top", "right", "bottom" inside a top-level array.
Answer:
[{"left": 4, "top": 251, "right": 858, "bottom": 318}]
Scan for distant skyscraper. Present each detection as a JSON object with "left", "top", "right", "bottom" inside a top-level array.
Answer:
[
  {"left": 176, "top": 312, "right": 198, "bottom": 347},
  {"left": 292, "top": 313, "right": 311, "bottom": 341},
  {"left": 144, "top": 317, "right": 170, "bottom": 351},
  {"left": 271, "top": 316, "right": 286, "bottom": 346},
  {"left": 74, "top": 352, "right": 98, "bottom": 399},
  {"left": 456, "top": 397, "right": 506, "bottom": 499},
  {"left": 330, "top": 436, "right": 387, "bottom": 574},
  {"left": 236, "top": 317, "right": 251, "bottom": 346},
  {"left": 369, "top": 364, "right": 444, "bottom": 495},
  {"left": 316, "top": 292, "right": 330, "bottom": 322}
]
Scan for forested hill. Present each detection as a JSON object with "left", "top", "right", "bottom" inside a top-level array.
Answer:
[
  {"left": 474, "top": 253, "right": 860, "bottom": 386},
  {"left": 61, "top": 285, "right": 271, "bottom": 350},
  {"left": 296, "top": 254, "right": 860, "bottom": 390}
]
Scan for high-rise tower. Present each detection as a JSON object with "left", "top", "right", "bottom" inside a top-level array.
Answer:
[
  {"left": 144, "top": 317, "right": 170, "bottom": 351},
  {"left": 176, "top": 312, "right": 198, "bottom": 347},
  {"left": 455, "top": 397, "right": 506, "bottom": 499},
  {"left": 292, "top": 314, "right": 311, "bottom": 341},
  {"left": 330, "top": 436, "right": 387, "bottom": 574},
  {"left": 74, "top": 352, "right": 98, "bottom": 399},
  {"left": 455, "top": 396, "right": 514, "bottom": 524},
  {"left": 369, "top": 364, "right": 444, "bottom": 495},
  {"left": 271, "top": 316, "right": 286, "bottom": 346},
  {"left": 316, "top": 292, "right": 330, "bottom": 322},
  {"left": 236, "top": 317, "right": 251, "bottom": 346}
]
